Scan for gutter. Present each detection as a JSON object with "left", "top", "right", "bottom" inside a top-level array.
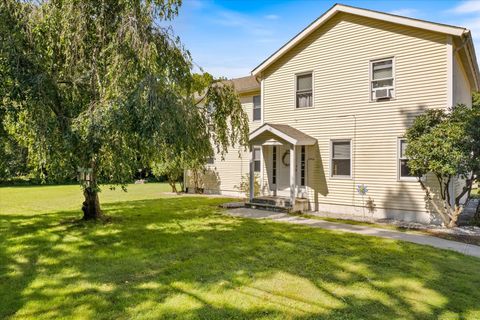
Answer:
[{"left": 461, "top": 30, "right": 480, "bottom": 91}]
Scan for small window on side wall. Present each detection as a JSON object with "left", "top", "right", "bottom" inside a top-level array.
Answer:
[
  {"left": 331, "top": 140, "right": 351, "bottom": 178},
  {"left": 398, "top": 139, "right": 414, "bottom": 180},
  {"left": 253, "top": 147, "right": 261, "bottom": 172},
  {"left": 206, "top": 156, "right": 215, "bottom": 165},
  {"left": 253, "top": 95, "right": 261, "bottom": 121},
  {"left": 371, "top": 58, "right": 394, "bottom": 101},
  {"left": 296, "top": 73, "right": 313, "bottom": 108}
]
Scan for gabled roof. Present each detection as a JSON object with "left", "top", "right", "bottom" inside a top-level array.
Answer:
[
  {"left": 226, "top": 75, "right": 260, "bottom": 94},
  {"left": 249, "top": 123, "right": 317, "bottom": 146},
  {"left": 251, "top": 3, "right": 478, "bottom": 87}
]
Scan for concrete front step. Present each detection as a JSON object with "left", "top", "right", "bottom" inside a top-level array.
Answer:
[
  {"left": 245, "top": 202, "right": 291, "bottom": 213},
  {"left": 250, "top": 196, "right": 291, "bottom": 207}
]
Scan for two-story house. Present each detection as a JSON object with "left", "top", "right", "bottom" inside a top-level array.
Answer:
[{"left": 185, "top": 4, "right": 479, "bottom": 224}]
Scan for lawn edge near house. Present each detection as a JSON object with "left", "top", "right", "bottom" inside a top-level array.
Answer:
[{"left": 290, "top": 213, "right": 480, "bottom": 246}]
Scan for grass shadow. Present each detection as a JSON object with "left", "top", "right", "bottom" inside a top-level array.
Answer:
[{"left": 1, "top": 196, "right": 479, "bottom": 319}]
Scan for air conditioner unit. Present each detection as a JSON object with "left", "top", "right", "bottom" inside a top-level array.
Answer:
[{"left": 374, "top": 88, "right": 391, "bottom": 100}]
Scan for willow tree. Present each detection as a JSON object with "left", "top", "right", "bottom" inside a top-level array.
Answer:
[{"left": 0, "top": 1, "right": 248, "bottom": 219}]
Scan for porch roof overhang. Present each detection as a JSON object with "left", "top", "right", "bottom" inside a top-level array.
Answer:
[{"left": 249, "top": 123, "right": 317, "bottom": 146}]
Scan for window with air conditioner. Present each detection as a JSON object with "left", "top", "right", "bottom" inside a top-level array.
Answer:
[
  {"left": 371, "top": 58, "right": 394, "bottom": 101},
  {"left": 296, "top": 73, "right": 313, "bottom": 108}
]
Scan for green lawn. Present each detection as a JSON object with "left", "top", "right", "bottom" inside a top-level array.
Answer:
[
  {"left": 1, "top": 184, "right": 480, "bottom": 319},
  {"left": 0, "top": 183, "right": 174, "bottom": 215}
]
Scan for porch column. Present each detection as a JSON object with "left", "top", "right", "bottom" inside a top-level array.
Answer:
[
  {"left": 249, "top": 145, "right": 254, "bottom": 202},
  {"left": 290, "top": 144, "right": 296, "bottom": 205}
]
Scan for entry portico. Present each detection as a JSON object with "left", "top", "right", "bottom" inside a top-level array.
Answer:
[{"left": 248, "top": 123, "right": 317, "bottom": 207}]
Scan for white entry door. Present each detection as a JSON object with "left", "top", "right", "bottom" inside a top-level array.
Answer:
[{"left": 276, "top": 145, "right": 292, "bottom": 197}]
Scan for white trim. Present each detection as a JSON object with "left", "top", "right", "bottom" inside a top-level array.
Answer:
[
  {"left": 330, "top": 139, "right": 352, "bottom": 180},
  {"left": 252, "top": 4, "right": 467, "bottom": 76},
  {"left": 446, "top": 35, "right": 453, "bottom": 108},
  {"left": 294, "top": 71, "right": 314, "bottom": 109},
  {"left": 250, "top": 125, "right": 297, "bottom": 145},
  {"left": 249, "top": 123, "right": 317, "bottom": 146},
  {"left": 260, "top": 79, "right": 265, "bottom": 124},
  {"left": 465, "top": 36, "right": 480, "bottom": 91},
  {"left": 290, "top": 144, "right": 296, "bottom": 204},
  {"left": 260, "top": 146, "right": 264, "bottom": 195},
  {"left": 370, "top": 57, "right": 395, "bottom": 101}
]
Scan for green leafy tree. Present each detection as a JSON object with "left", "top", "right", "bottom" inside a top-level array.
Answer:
[
  {"left": 405, "top": 105, "right": 480, "bottom": 227},
  {"left": 0, "top": 1, "right": 248, "bottom": 219},
  {"left": 0, "top": 127, "right": 28, "bottom": 181}
]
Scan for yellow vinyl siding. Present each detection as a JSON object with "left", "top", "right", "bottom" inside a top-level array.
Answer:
[
  {"left": 452, "top": 53, "right": 472, "bottom": 204},
  {"left": 261, "top": 13, "right": 448, "bottom": 221},
  {"left": 186, "top": 92, "right": 261, "bottom": 196},
  {"left": 453, "top": 52, "right": 472, "bottom": 107}
]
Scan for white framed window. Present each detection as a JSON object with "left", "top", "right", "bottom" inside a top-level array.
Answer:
[
  {"left": 253, "top": 147, "right": 261, "bottom": 172},
  {"left": 253, "top": 95, "right": 261, "bottom": 121},
  {"left": 371, "top": 58, "right": 395, "bottom": 101},
  {"left": 398, "top": 138, "right": 415, "bottom": 180},
  {"left": 295, "top": 72, "right": 313, "bottom": 108},
  {"left": 331, "top": 140, "right": 351, "bottom": 178}
]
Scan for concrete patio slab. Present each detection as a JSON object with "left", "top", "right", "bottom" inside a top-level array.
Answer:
[{"left": 226, "top": 208, "right": 480, "bottom": 259}]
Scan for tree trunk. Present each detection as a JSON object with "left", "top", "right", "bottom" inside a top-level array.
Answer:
[
  {"left": 169, "top": 179, "right": 178, "bottom": 193},
  {"left": 82, "top": 187, "right": 102, "bottom": 220},
  {"left": 447, "top": 205, "right": 463, "bottom": 228}
]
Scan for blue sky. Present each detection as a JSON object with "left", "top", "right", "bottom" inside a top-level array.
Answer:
[{"left": 166, "top": 0, "right": 480, "bottom": 78}]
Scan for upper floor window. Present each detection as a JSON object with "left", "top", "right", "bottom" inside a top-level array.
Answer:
[
  {"left": 253, "top": 95, "right": 261, "bottom": 121},
  {"left": 331, "top": 140, "right": 351, "bottom": 178},
  {"left": 398, "top": 138, "right": 414, "bottom": 180},
  {"left": 296, "top": 73, "right": 313, "bottom": 108},
  {"left": 371, "top": 58, "right": 394, "bottom": 101}
]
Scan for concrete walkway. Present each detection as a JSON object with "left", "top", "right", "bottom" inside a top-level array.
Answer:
[{"left": 226, "top": 208, "right": 480, "bottom": 259}]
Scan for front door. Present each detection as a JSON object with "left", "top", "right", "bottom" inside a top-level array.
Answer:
[{"left": 276, "top": 145, "right": 291, "bottom": 197}]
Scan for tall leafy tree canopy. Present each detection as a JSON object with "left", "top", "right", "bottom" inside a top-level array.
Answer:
[{"left": 0, "top": 0, "right": 249, "bottom": 219}]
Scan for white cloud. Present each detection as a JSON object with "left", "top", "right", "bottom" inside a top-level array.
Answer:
[
  {"left": 265, "top": 14, "right": 279, "bottom": 20},
  {"left": 451, "top": 0, "right": 480, "bottom": 14},
  {"left": 388, "top": 8, "right": 418, "bottom": 17}
]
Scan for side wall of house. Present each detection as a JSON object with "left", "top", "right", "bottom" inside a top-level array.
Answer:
[
  {"left": 452, "top": 51, "right": 473, "bottom": 205},
  {"left": 453, "top": 52, "right": 472, "bottom": 107},
  {"left": 185, "top": 92, "right": 261, "bottom": 197},
  {"left": 261, "top": 12, "right": 450, "bottom": 224}
]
